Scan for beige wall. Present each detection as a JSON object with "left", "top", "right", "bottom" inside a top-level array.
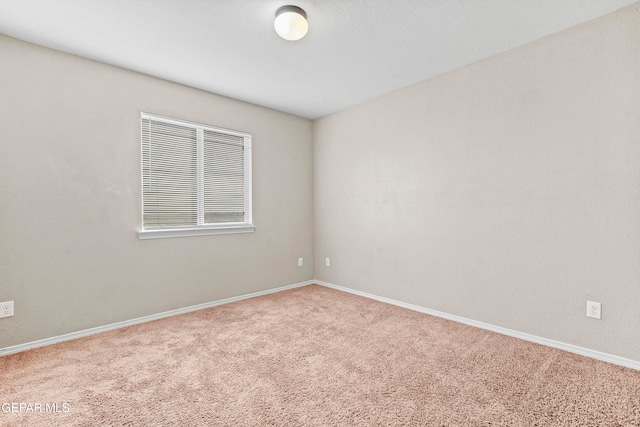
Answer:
[
  {"left": 0, "top": 35, "right": 314, "bottom": 348},
  {"left": 314, "top": 5, "right": 640, "bottom": 361}
]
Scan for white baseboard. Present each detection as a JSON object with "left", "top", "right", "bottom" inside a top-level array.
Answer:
[
  {"left": 315, "top": 280, "right": 640, "bottom": 371},
  {"left": 0, "top": 280, "right": 314, "bottom": 357},
  {"left": 4, "top": 279, "right": 638, "bottom": 371}
]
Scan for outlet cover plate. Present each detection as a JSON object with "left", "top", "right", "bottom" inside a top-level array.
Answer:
[
  {"left": 587, "top": 301, "right": 601, "bottom": 319},
  {"left": 0, "top": 301, "right": 14, "bottom": 318}
]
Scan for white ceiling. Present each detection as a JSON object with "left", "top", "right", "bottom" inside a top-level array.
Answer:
[{"left": 0, "top": 0, "right": 636, "bottom": 119}]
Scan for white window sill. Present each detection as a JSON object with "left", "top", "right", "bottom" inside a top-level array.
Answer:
[{"left": 138, "top": 224, "right": 255, "bottom": 240}]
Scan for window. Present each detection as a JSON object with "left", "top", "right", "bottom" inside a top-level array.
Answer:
[{"left": 138, "top": 112, "right": 254, "bottom": 239}]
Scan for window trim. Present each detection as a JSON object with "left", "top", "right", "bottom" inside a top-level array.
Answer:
[
  {"left": 137, "top": 223, "right": 255, "bottom": 240},
  {"left": 137, "top": 112, "right": 254, "bottom": 240}
]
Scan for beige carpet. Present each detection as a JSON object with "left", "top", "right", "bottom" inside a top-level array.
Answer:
[{"left": 1, "top": 284, "right": 639, "bottom": 426}]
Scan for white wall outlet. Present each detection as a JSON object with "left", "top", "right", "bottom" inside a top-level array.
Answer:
[
  {"left": 586, "top": 301, "right": 601, "bottom": 319},
  {"left": 298, "top": 257, "right": 303, "bottom": 267},
  {"left": 0, "top": 301, "right": 14, "bottom": 318},
  {"left": 325, "top": 257, "right": 330, "bottom": 267}
]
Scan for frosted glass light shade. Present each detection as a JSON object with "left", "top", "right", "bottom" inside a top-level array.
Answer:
[{"left": 274, "top": 5, "right": 308, "bottom": 41}]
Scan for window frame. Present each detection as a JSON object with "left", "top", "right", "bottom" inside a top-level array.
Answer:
[{"left": 137, "top": 112, "right": 254, "bottom": 240}]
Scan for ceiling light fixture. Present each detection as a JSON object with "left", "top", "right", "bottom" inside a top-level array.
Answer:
[{"left": 274, "top": 5, "right": 308, "bottom": 41}]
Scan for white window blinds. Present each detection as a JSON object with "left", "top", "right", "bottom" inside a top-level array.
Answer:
[
  {"left": 140, "top": 113, "right": 253, "bottom": 238},
  {"left": 203, "top": 129, "right": 245, "bottom": 224}
]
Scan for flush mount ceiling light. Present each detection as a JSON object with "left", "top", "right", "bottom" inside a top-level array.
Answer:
[{"left": 274, "top": 5, "right": 308, "bottom": 41}]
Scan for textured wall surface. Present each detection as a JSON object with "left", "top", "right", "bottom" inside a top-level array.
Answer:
[
  {"left": 0, "top": 36, "right": 314, "bottom": 349},
  {"left": 313, "top": 4, "right": 640, "bottom": 361}
]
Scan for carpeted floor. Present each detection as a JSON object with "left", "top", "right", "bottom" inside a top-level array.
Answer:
[{"left": 1, "top": 284, "right": 639, "bottom": 426}]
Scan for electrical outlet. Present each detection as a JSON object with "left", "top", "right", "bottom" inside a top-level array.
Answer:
[
  {"left": 298, "top": 257, "right": 303, "bottom": 267},
  {"left": 325, "top": 257, "right": 330, "bottom": 267},
  {"left": 586, "top": 301, "right": 601, "bottom": 319},
  {"left": 0, "top": 301, "right": 14, "bottom": 318}
]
